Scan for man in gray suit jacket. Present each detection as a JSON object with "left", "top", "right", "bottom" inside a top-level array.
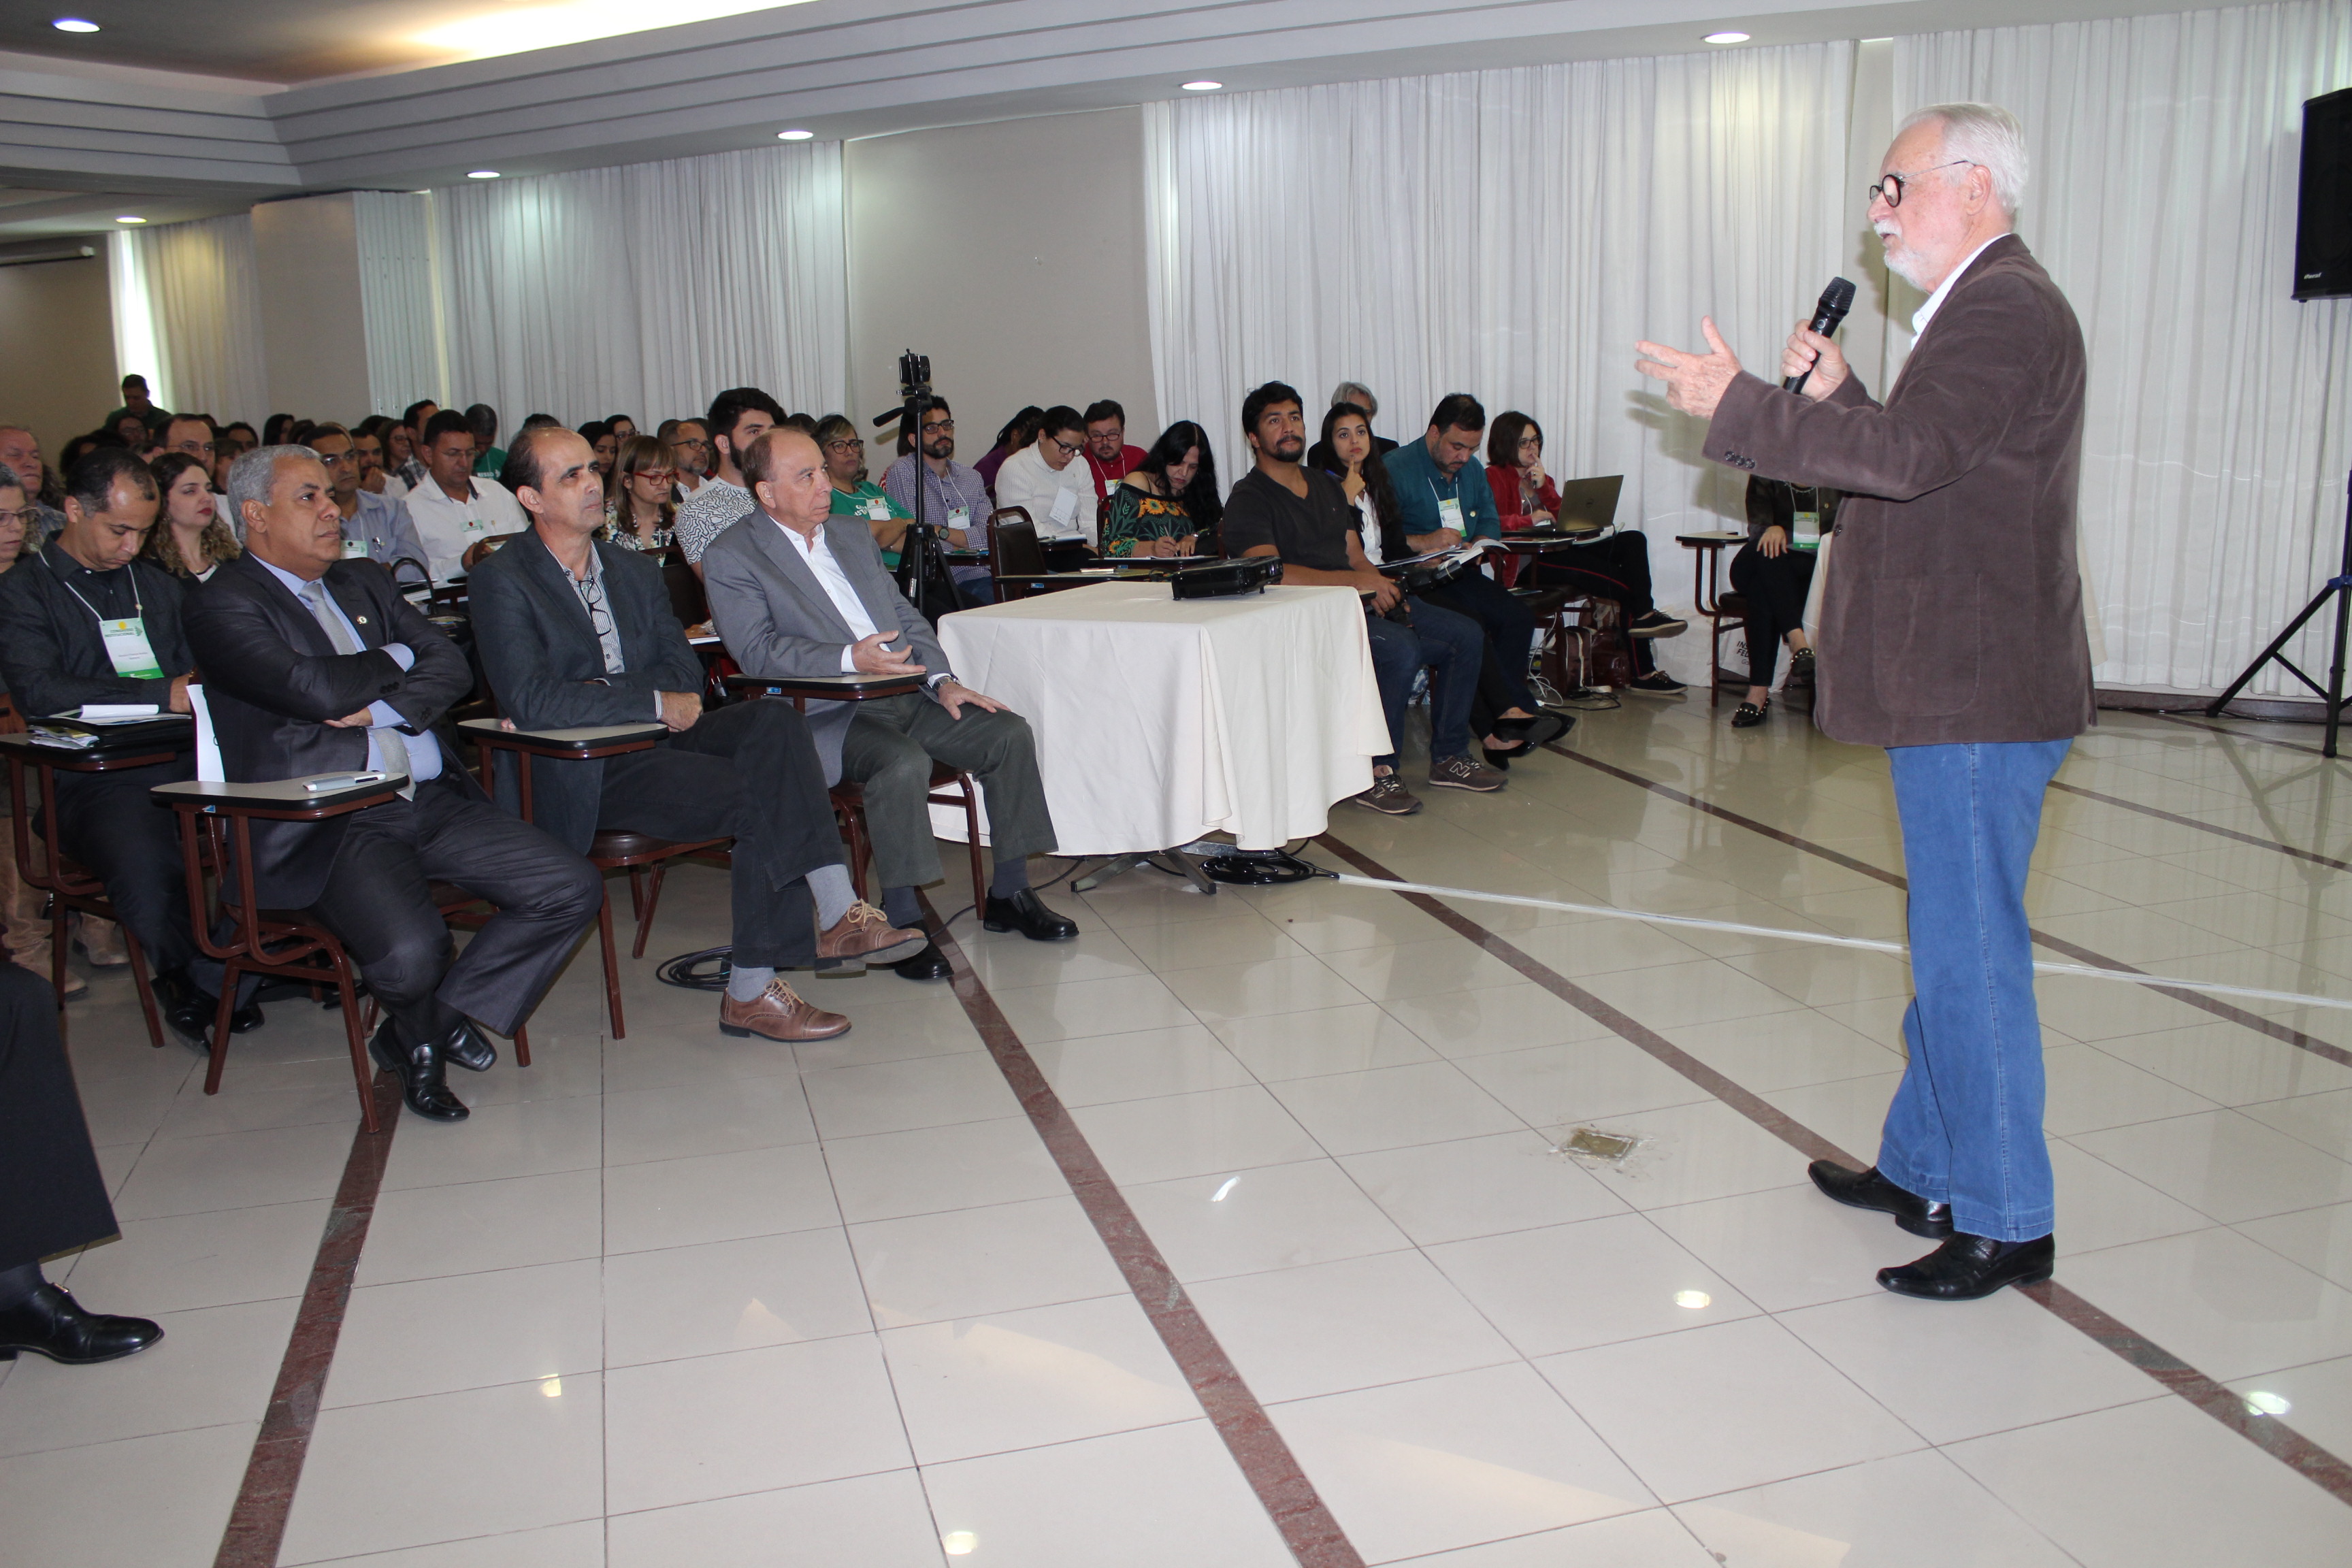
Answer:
[
  {"left": 1639, "top": 103, "right": 2089, "bottom": 1303},
  {"left": 702, "top": 427, "right": 1077, "bottom": 980},
  {"left": 470, "top": 429, "right": 928, "bottom": 1041}
]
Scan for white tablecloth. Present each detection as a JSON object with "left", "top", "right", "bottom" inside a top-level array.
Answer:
[{"left": 934, "top": 581, "right": 1389, "bottom": 855}]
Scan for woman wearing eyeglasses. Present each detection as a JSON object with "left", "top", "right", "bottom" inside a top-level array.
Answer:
[
  {"left": 142, "top": 453, "right": 241, "bottom": 582},
  {"left": 604, "top": 436, "right": 679, "bottom": 553},
  {"left": 814, "top": 414, "right": 914, "bottom": 568}
]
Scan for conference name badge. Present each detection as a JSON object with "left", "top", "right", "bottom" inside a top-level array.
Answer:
[
  {"left": 1793, "top": 509, "right": 1822, "bottom": 548},
  {"left": 1439, "top": 496, "right": 1465, "bottom": 531},
  {"left": 1049, "top": 487, "right": 1079, "bottom": 527},
  {"left": 864, "top": 497, "right": 892, "bottom": 522},
  {"left": 948, "top": 507, "right": 970, "bottom": 532},
  {"left": 99, "top": 617, "right": 164, "bottom": 680},
  {"left": 342, "top": 537, "right": 370, "bottom": 559}
]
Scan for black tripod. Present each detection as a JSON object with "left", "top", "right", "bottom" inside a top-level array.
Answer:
[
  {"left": 871, "top": 349, "right": 961, "bottom": 621},
  {"left": 2208, "top": 471, "right": 2352, "bottom": 758}
]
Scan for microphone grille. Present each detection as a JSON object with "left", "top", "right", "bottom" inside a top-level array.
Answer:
[{"left": 1824, "top": 276, "right": 1857, "bottom": 313}]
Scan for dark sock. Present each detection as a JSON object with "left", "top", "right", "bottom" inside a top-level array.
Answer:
[
  {"left": 989, "top": 859, "right": 1031, "bottom": 900},
  {"left": 0, "top": 1262, "right": 44, "bottom": 1310},
  {"left": 881, "top": 885, "right": 922, "bottom": 928}
]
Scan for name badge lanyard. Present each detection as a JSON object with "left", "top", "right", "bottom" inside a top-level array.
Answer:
[
  {"left": 49, "top": 557, "right": 165, "bottom": 679},
  {"left": 1430, "top": 476, "right": 1465, "bottom": 533}
]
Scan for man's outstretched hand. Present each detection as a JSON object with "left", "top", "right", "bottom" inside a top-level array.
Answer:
[{"left": 1635, "top": 317, "right": 1744, "bottom": 421}]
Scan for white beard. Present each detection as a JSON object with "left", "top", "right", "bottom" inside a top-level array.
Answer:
[{"left": 1876, "top": 224, "right": 1930, "bottom": 289}]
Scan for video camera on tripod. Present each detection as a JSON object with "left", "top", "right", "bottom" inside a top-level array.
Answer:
[{"left": 870, "top": 350, "right": 964, "bottom": 619}]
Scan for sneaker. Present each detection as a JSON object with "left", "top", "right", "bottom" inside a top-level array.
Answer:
[
  {"left": 1629, "top": 610, "right": 1688, "bottom": 640},
  {"left": 1427, "top": 755, "right": 1507, "bottom": 792},
  {"left": 1626, "top": 671, "right": 1686, "bottom": 696},
  {"left": 1353, "top": 773, "right": 1423, "bottom": 815}
]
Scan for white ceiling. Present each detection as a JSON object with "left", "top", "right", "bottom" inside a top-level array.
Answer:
[{"left": 0, "top": 0, "right": 2249, "bottom": 241}]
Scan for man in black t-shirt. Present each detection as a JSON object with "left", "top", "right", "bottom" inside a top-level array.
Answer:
[{"left": 1223, "top": 381, "right": 1500, "bottom": 811}]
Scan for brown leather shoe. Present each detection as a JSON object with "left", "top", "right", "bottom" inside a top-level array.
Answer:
[
  {"left": 816, "top": 902, "right": 928, "bottom": 965},
  {"left": 719, "top": 979, "right": 849, "bottom": 1041}
]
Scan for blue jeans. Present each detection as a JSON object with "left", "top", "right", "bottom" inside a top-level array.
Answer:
[
  {"left": 1363, "top": 603, "right": 1482, "bottom": 766},
  {"left": 1878, "top": 738, "right": 2070, "bottom": 1241}
]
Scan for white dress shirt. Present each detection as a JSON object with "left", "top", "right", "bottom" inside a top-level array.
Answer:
[
  {"left": 769, "top": 517, "right": 951, "bottom": 686},
  {"left": 1909, "top": 233, "right": 2007, "bottom": 339},
  {"left": 992, "top": 441, "right": 1098, "bottom": 545},
  {"left": 403, "top": 474, "right": 530, "bottom": 583}
]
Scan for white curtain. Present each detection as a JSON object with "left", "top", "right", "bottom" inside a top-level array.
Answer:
[
  {"left": 1145, "top": 45, "right": 1857, "bottom": 543},
  {"left": 360, "top": 142, "right": 850, "bottom": 430},
  {"left": 1902, "top": 1, "right": 2352, "bottom": 694},
  {"left": 108, "top": 213, "right": 268, "bottom": 427}
]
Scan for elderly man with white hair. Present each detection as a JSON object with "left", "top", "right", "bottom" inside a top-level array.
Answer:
[{"left": 1637, "top": 103, "right": 2091, "bottom": 1302}]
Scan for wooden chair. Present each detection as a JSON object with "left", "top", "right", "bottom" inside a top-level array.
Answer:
[
  {"left": 461, "top": 718, "right": 724, "bottom": 1040},
  {"left": 154, "top": 775, "right": 406, "bottom": 1131},
  {"left": 0, "top": 725, "right": 180, "bottom": 1048},
  {"left": 722, "top": 673, "right": 987, "bottom": 911},
  {"left": 1677, "top": 532, "right": 1749, "bottom": 706}
]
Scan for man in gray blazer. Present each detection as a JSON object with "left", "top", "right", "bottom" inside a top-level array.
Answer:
[
  {"left": 702, "top": 427, "right": 1076, "bottom": 980},
  {"left": 468, "top": 429, "right": 928, "bottom": 1041},
  {"left": 1639, "top": 103, "right": 2089, "bottom": 1302}
]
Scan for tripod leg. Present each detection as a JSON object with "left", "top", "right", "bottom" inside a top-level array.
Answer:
[{"left": 2208, "top": 585, "right": 2339, "bottom": 715}]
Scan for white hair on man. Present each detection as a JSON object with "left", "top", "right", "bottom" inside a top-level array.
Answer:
[
  {"left": 1330, "top": 380, "right": 1377, "bottom": 416},
  {"left": 227, "top": 443, "right": 319, "bottom": 520},
  {"left": 1898, "top": 102, "right": 2029, "bottom": 216}
]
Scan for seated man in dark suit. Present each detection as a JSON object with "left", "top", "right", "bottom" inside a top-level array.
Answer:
[
  {"left": 0, "top": 957, "right": 163, "bottom": 1365},
  {"left": 0, "top": 446, "right": 257, "bottom": 1041},
  {"left": 470, "top": 428, "right": 924, "bottom": 1041},
  {"left": 702, "top": 427, "right": 1077, "bottom": 981},
  {"left": 183, "top": 444, "right": 605, "bottom": 1124}
]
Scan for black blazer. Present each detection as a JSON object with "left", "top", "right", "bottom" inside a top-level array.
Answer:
[
  {"left": 182, "top": 551, "right": 480, "bottom": 909},
  {"left": 466, "top": 527, "right": 702, "bottom": 855}
]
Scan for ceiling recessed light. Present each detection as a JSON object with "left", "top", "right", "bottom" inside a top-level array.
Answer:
[
  {"left": 114, "top": 215, "right": 146, "bottom": 224},
  {"left": 1704, "top": 30, "right": 1751, "bottom": 43},
  {"left": 777, "top": 129, "right": 815, "bottom": 141},
  {"left": 467, "top": 169, "right": 500, "bottom": 179},
  {"left": 52, "top": 17, "right": 100, "bottom": 33},
  {"left": 1181, "top": 80, "right": 1223, "bottom": 92}
]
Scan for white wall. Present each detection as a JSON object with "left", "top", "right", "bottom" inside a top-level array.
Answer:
[
  {"left": 846, "top": 108, "right": 1158, "bottom": 463},
  {"left": 252, "top": 194, "right": 373, "bottom": 424}
]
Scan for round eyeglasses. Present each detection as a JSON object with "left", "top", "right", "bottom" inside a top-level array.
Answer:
[{"left": 1866, "top": 160, "right": 1974, "bottom": 209}]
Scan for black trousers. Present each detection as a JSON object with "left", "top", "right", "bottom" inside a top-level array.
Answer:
[
  {"left": 1414, "top": 572, "right": 1539, "bottom": 729},
  {"left": 1529, "top": 532, "right": 1663, "bottom": 675},
  {"left": 1729, "top": 542, "right": 1816, "bottom": 687},
  {"left": 50, "top": 762, "right": 204, "bottom": 982},
  {"left": 305, "top": 777, "right": 603, "bottom": 1043},
  {"left": 596, "top": 700, "right": 845, "bottom": 969},
  {"left": 0, "top": 960, "right": 116, "bottom": 1271}
]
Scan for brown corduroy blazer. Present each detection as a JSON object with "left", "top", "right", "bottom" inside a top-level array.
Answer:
[{"left": 1705, "top": 234, "right": 2095, "bottom": 747}]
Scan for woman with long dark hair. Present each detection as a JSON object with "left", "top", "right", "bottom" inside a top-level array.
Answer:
[
  {"left": 1325, "top": 402, "right": 1563, "bottom": 764},
  {"left": 975, "top": 405, "right": 1045, "bottom": 500},
  {"left": 1102, "top": 421, "right": 1221, "bottom": 558},
  {"left": 577, "top": 420, "right": 619, "bottom": 483}
]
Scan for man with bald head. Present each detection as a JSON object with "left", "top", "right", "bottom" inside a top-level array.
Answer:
[
  {"left": 1639, "top": 103, "right": 2089, "bottom": 1301},
  {"left": 468, "top": 428, "right": 923, "bottom": 1041},
  {"left": 0, "top": 448, "right": 250, "bottom": 1039},
  {"left": 703, "top": 426, "right": 1075, "bottom": 983},
  {"left": 184, "top": 444, "right": 602, "bottom": 1123},
  {"left": 0, "top": 427, "right": 65, "bottom": 544}
]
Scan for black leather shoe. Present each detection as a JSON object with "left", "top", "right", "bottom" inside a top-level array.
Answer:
[
  {"left": 1493, "top": 711, "right": 1572, "bottom": 748},
  {"left": 0, "top": 1284, "right": 163, "bottom": 1365},
  {"left": 229, "top": 1000, "right": 265, "bottom": 1034},
  {"left": 440, "top": 1019, "right": 497, "bottom": 1073},
  {"left": 892, "top": 941, "right": 953, "bottom": 981},
  {"left": 151, "top": 970, "right": 219, "bottom": 1049},
  {"left": 1808, "top": 1161, "right": 1954, "bottom": 1238},
  {"left": 1879, "top": 1232, "right": 2055, "bottom": 1301},
  {"left": 983, "top": 888, "right": 1079, "bottom": 941},
  {"left": 368, "top": 1017, "right": 470, "bottom": 1122}
]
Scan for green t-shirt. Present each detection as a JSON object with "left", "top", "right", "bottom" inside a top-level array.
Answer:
[
  {"left": 832, "top": 480, "right": 912, "bottom": 566},
  {"left": 472, "top": 445, "right": 508, "bottom": 477}
]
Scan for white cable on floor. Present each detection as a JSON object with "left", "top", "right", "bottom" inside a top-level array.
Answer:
[{"left": 1329, "top": 873, "right": 2352, "bottom": 1014}]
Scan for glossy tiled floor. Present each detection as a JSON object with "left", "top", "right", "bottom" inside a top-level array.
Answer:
[{"left": 8, "top": 699, "right": 2352, "bottom": 1565}]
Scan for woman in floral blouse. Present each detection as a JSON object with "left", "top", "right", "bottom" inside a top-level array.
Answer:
[{"left": 1101, "top": 420, "right": 1222, "bottom": 558}]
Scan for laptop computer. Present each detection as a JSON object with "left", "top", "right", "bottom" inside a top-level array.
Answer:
[{"left": 1546, "top": 475, "right": 1623, "bottom": 536}]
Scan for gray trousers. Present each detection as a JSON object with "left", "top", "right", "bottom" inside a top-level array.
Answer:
[{"left": 840, "top": 693, "right": 1057, "bottom": 889}]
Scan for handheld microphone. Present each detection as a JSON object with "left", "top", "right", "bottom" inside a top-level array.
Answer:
[{"left": 1783, "top": 276, "right": 1857, "bottom": 393}]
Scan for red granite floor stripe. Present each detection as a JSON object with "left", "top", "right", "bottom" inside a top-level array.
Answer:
[
  {"left": 1314, "top": 829, "right": 2352, "bottom": 1509},
  {"left": 212, "top": 1071, "right": 403, "bottom": 1568},
  {"left": 922, "top": 897, "right": 1367, "bottom": 1568},
  {"left": 1552, "top": 746, "right": 2352, "bottom": 1071},
  {"left": 2045, "top": 777, "right": 2352, "bottom": 873}
]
